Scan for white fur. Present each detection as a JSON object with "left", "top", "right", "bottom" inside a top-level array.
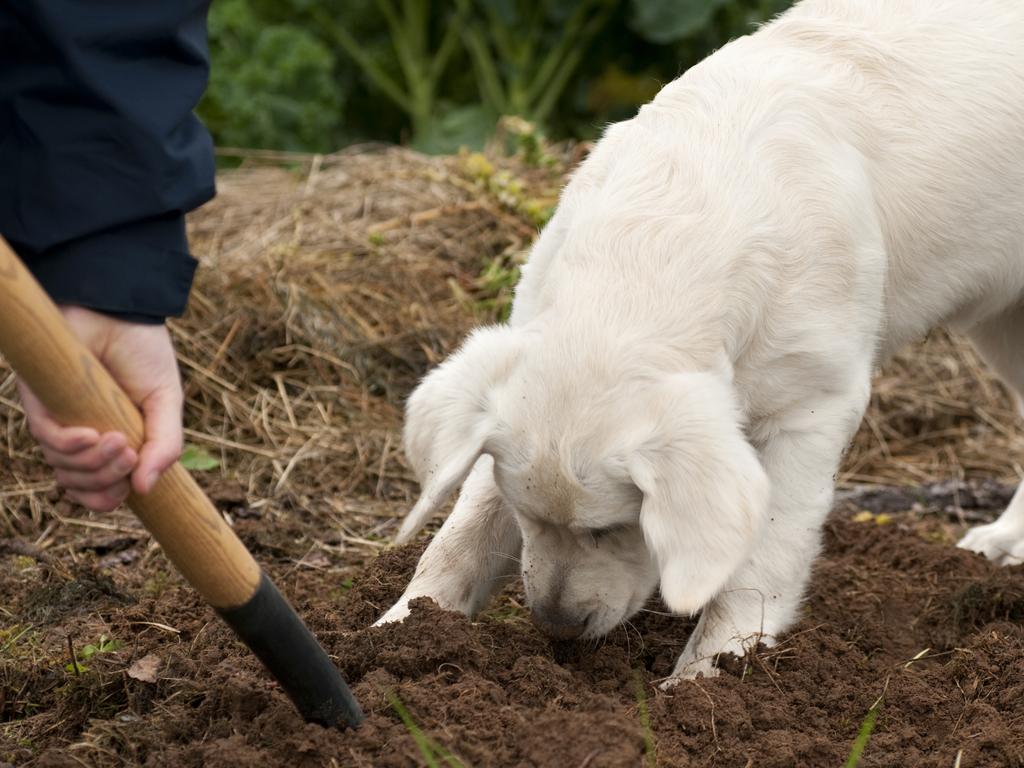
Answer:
[{"left": 377, "top": 0, "right": 1024, "bottom": 684}]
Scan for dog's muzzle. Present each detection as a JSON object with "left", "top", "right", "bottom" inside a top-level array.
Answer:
[{"left": 530, "top": 603, "right": 587, "bottom": 641}]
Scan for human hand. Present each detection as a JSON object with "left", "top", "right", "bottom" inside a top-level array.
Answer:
[{"left": 17, "top": 306, "right": 184, "bottom": 511}]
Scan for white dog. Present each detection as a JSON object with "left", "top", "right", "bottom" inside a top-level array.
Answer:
[{"left": 376, "top": 0, "right": 1024, "bottom": 684}]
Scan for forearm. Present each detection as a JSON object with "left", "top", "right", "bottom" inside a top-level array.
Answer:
[{"left": 0, "top": 1, "right": 216, "bottom": 320}]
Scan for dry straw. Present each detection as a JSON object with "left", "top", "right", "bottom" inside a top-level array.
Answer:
[{"left": 1, "top": 141, "right": 1021, "bottom": 550}]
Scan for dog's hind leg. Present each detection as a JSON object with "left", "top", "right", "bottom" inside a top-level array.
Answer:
[
  {"left": 375, "top": 456, "right": 521, "bottom": 624},
  {"left": 958, "top": 306, "right": 1024, "bottom": 564}
]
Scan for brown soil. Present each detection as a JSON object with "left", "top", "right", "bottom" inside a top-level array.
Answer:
[{"left": 3, "top": 483, "right": 1023, "bottom": 767}]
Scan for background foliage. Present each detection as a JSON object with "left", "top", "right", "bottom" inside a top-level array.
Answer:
[{"left": 198, "top": 0, "right": 794, "bottom": 154}]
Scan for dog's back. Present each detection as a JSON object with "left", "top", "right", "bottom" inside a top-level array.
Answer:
[
  {"left": 760, "top": 0, "right": 1024, "bottom": 347},
  {"left": 521, "top": 0, "right": 1024, "bottom": 364}
]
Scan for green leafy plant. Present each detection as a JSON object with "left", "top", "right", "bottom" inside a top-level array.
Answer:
[
  {"left": 473, "top": 255, "right": 521, "bottom": 322},
  {"left": 460, "top": 150, "right": 555, "bottom": 227},
  {"left": 180, "top": 445, "right": 221, "bottom": 472},
  {"left": 199, "top": 0, "right": 797, "bottom": 152},
  {"left": 632, "top": 0, "right": 792, "bottom": 44},
  {"left": 65, "top": 635, "right": 122, "bottom": 675},
  {"left": 453, "top": 0, "right": 616, "bottom": 126},
  {"left": 313, "top": 0, "right": 476, "bottom": 151},
  {"left": 199, "top": 0, "right": 343, "bottom": 151},
  {"left": 631, "top": 0, "right": 731, "bottom": 44},
  {"left": 495, "top": 116, "right": 556, "bottom": 168}
]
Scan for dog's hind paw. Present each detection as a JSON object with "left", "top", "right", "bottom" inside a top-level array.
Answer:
[{"left": 958, "top": 520, "right": 1024, "bottom": 566}]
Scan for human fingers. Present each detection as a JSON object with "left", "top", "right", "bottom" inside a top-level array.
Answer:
[
  {"left": 41, "top": 431, "right": 130, "bottom": 471},
  {"left": 132, "top": 385, "right": 184, "bottom": 495},
  {"left": 18, "top": 380, "right": 100, "bottom": 454},
  {"left": 64, "top": 479, "right": 132, "bottom": 513},
  {"left": 53, "top": 446, "right": 138, "bottom": 492}
]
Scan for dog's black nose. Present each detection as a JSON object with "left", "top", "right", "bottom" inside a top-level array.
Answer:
[{"left": 530, "top": 605, "right": 586, "bottom": 641}]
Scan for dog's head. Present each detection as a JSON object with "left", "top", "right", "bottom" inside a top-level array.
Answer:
[{"left": 396, "top": 324, "right": 769, "bottom": 638}]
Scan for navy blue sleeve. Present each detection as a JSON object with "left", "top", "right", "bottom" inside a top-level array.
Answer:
[{"left": 0, "top": 1, "right": 216, "bottom": 322}]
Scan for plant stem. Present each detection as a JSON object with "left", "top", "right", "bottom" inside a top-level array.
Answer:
[
  {"left": 66, "top": 635, "right": 79, "bottom": 676},
  {"left": 525, "top": 0, "right": 614, "bottom": 118},
  {"left": 316, "top": 10, "right": 413, "bottom": 114}
]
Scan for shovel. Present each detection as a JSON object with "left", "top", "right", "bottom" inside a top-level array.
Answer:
[{"left": 0, "top": 235, "right": 362, "bottom": 729}]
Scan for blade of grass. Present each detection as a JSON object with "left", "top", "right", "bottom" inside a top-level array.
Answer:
[
  {"left": 846, "top": 678, "right": 889, "bottom": 768},
  {"left": 387, "top": 690, "right": 466, "bottom": 768},
  {"left": 845, "top": 704, "right": 880, "bottom": 768},
  {"left": 634, "top": 672, "right": 657, "bottom": 768}
]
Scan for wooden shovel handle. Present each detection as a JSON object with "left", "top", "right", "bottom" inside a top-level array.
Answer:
[
  {"left": 0, "top": 236, "right": 363, "bottom": 728},
  {"left": 0, "top": 236, "right": 260, "bottom": 608}
]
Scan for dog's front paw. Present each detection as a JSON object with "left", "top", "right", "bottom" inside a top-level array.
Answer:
[
  {"left": 373, "top": 598, "right": 413, "bottom": 627},
  {"left": 658, "top": 656, "right": 721, "bottom": 690},
  {"left": 958, "top": 520, "right": 1024, "bottom": 566}
]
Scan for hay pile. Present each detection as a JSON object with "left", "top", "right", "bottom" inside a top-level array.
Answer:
[
  {"left": 849, "top": 330, "right": 1023, "bottom": 486},
  {"left": 0, "top": 142, "right": 1021, "bottom": 554}
]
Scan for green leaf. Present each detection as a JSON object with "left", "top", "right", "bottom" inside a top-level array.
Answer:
[
  {"left": 97, "top": 636, "right": 123, "bottom": 654},
  {"left": 630, "top": 0, "right": 731, "bottom": 44},
  {"left": 180, "top": 445, "right": 221, "bottom": 472},
  {"left": 412, "top": 104, "right": 497, "bottom": 154},
  {"left": 65, "top": 635, "right": 122, "bottom": 675},
  {"left": 198, "top": 0, "right": 345, "bottom": 152}
]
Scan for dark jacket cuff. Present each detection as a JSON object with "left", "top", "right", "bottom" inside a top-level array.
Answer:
[{"left": 23, "top": 214, "right": 198, "bottom": 321}]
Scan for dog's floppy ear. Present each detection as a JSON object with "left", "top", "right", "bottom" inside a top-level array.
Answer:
[
  {"left": 628, "top": 372, "right": 769, "bottom": 615},
  {"left": 395, "top": 325, "right": 525, "bottom": 543}
]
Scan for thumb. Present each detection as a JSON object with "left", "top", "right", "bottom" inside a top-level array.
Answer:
[{"left": 132, "top": 386, "right": 184, "bottom": 495}]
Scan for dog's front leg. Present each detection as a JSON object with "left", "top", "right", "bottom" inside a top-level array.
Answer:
[
  {"left": 662, "top": 388, "right": 869, "bottom": 686},
  {"left": 376, "top": 456, "right": 521, "bottom": 625}
]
